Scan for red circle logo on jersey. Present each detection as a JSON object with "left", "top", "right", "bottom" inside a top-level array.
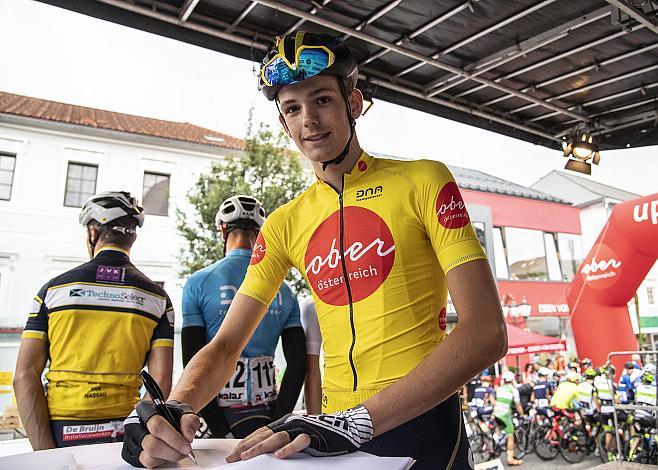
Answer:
[
  {"left": 250, "top": 232, "right": 266, "bottom": 265},
  {"left": 305, "top": 207, "right": 395, "bottom": 306},
  {"left": 580, "top": 243, "right": 623, "bottom": 289},
  {"left": 357, "top": 160, "right": 368, "bottom": 172},
  {"left": 436, "top": 181, "right": 470, "bottom": 229},
  {"left": 438, "top": 307, "right": 447, "bottom": 331}
]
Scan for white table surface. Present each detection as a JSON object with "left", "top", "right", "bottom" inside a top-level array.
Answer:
[{"left": 0, "top": 439, "right": 415, "bottom": 470}]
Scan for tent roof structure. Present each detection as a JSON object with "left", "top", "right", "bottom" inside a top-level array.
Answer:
[{"left": 38, "top": 0, "right": 658, "bottom": 152}]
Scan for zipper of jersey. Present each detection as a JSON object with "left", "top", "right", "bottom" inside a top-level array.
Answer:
[{"left": 338, "top": 176, "right": 358, "bottom": 392}]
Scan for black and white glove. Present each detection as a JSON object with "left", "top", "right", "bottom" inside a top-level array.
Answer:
[
  {"left": 121, "top": 400, "right": 196, "bottom": 468},
  {"left": 267, "top": 404, "right": 374, "bottom": 457}
]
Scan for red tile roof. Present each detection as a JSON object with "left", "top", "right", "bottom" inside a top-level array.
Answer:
[{"left": 0, "top": 92, "right": 244, "bottom": 150}]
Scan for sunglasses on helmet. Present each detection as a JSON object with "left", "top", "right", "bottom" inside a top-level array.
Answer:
[{"left": 260, "top": 45, "right": 335, "bottom": 89}]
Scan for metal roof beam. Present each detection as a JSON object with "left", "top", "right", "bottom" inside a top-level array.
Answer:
[
  {"left": 514, "top": 63, "right": 658, "bottom": 117},
  {"left": 591, "top": 110, "right": 658, "bottom": 136},
  {"left": 98, "top": 0, "right": 269, "bottom": 50},
  {"left": 179, "top": 0, "right": 200, "bottom": 21},
  {"left": 481, "top": 24, "right": 643, "bottom": 107},
  {"left": 423, "top": 7, "right": 610, "bottom": 97},
  {"left": 550, "top": 82, "right": 658, "bottom": 136},
  {"left": 253, "top": 0, "right": 589, "bottom": 122},
  {"left": 282, "top": 0, "right": 333, "bottom": 37},
  {"left": 395, "top": 0, "right": 558, "bottom": 78},
  {"left": 342, "top": 0, "right": 402, "bottom": 40},
  {"left": 359, "top": 73, "right": 557, "bottom": 142},
  {"left": 226, "top": 1, "right": 257, "bottom": 34},
  {"left": 359, "top": 1, "right": 472, "bottom": 67},
  {"left": 606, "top": 0, "right": 658, "bottom": 35}
]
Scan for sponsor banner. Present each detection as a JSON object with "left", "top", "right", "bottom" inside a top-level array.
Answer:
[
  {"left": 305, "top": 207, "right": 395, "bottom": 306},
  {"left": 45, "top": 283, "right": 166, "bottom": 316},
  {"left": 62, "top": 421, "right": 124, "bottom": 441},
  {"left": 580, "top": 243, "right": 623, "bottom": 289},
  {"left": 508, "top": 342, "right": 565, "bottom": 355},
  {"left": 496, "top": 281, "right": 571, "bottom": 317},
  {"left": 633, "top": 198, "right": 658, "bottom": 225}
]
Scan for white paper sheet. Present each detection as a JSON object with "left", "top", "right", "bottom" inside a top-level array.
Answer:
[
  {"left": 6, "top": 439, "right": 414, "bottom": 470},
  {"left": 0, "top": 451, "right": 78, "bottom": 470}
]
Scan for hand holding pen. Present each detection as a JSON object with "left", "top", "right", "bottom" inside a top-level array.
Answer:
[{"left": 139, "top": 371, "right": 198, "bottom": 465}]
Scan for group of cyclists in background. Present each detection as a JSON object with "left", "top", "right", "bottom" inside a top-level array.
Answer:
[{"left": 464, "top": 354, "right": 658, "bottom": 465}]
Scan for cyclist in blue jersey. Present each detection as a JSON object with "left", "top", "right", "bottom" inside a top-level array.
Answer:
[
  {"left": 181, "top": 195, "right": 307, "bottom": 438},
  {"left": 531, "top": 367, "right": 554, "bottom": 416},
  {"left": 472, "top": 375, "right": 494, "bottom": 418}
]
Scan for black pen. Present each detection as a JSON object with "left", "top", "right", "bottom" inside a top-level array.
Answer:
[{"left": 140, "top": 370, "right": 197, "bottom": 464}]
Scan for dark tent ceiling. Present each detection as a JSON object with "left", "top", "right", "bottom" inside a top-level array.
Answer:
[{"left": 38, "top": 0, "right": 658, "bottom": 151}]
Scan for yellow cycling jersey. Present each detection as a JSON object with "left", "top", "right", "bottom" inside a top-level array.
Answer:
[
  {"left": 22, "top": 248, "right": 174, "bottom": 420},
  {"left": 239, "top": 152, "right": 486, "bottom": 413},
  {"left": 550, "top": 381, "right": 579, "bottom": 410}
]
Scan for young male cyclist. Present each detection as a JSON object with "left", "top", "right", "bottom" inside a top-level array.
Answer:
[
  {"left": 121, "top": 31, "right": 506, "bottom": 469},
  {"left": 181, "top": 196, "right": 307, "bottom": 438}
]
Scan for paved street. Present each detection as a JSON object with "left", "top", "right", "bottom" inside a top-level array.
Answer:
[{"left": 518, "top": 451, "right": 601, "bottom": 469}]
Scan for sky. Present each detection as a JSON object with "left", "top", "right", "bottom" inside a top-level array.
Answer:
[{"left": 1, "top": 0, "right": 656, "bottom": 196}]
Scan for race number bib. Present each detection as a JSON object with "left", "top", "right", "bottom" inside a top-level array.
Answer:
[
  {"left": 219, "top": 358, "right": 249, "bottom": 406},
  {"left": 537, "top": 398, "right": 549, "bottom": 409},
  {"left": 473, "top": 398, "right": 485, "bottom": 408},
  {"left": 251, "top": 356, "right": 277, "bottom": 405},
  {"left": 218, "top": 356, "right": 277, "bottom": 406}
]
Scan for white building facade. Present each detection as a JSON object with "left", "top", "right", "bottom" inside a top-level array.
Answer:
[{"left": 0, "top": 92, "right": 246, "bottom": 386}]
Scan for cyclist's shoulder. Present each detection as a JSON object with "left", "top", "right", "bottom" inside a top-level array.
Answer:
[
  {"left": 186, "top": 259, "right": 229, "bottom": 287},
  {"left": 372, "top": 156, "right": 453, "bottom": 183}
]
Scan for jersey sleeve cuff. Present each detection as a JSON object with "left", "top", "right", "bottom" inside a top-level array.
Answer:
[
  {"left": 22, "top": 330, "right": 47, "bottom": 340},
  {"left": 238, "top": 276, "right": 277, "bottom": 307},
  {"left": 438, "top": 238, "right": 487, "bottom": 273},
  {"left": 151, "top": 339, "right": 174, "bottom": 348}
]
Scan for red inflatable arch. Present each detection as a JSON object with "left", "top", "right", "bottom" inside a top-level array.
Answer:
[{"left": 568, "top": 193, "right": 658, "bottom": 371}]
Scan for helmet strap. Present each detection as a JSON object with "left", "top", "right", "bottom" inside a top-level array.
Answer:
[{"left": 321, "top": 79, "right": 355, "bottom": 172}]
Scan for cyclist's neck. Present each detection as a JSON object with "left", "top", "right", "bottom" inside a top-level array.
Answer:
[{"left": 311, "top": 138, "right": 363, "bottom": 192}]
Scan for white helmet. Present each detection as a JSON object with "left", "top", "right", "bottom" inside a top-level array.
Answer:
[
  {"left": 215, "top": 195, "right": 266, "bottom": 230},
  {"left": 538, "top": 367, "right": 550, "bottom": 377},
  {"left": 502, "top": 371, "right": 515, "bottom": 383},
  {"left": 79, "top": 191, "right": 144, "bottom": 228},
  {"left": 644, "top": 363, "right": 656, "bottom": 375}
]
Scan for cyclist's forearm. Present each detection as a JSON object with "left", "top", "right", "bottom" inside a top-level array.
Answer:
[
  {"left": 169, "top": 339, "right": 240, "bottom": 412},
  {"left": 364, "top": 314, "right": 506, "bottom": 436},
  {"left": 14, "top": 372, "right": 55, "bottom": 450}
]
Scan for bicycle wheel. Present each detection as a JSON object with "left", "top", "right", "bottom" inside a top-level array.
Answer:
[
  {"left": 514, "top": 425, "right": 528, "bottom": 459},
  {"left": 533, "top": 424, "right": 559, "bottom": 460},
  {"left": 469, "top": 432, "right": 494, "bottom": 464},
  {"left": 625, "top": 434, "right": 648, "bottom": 463},
  {"left": 597, "top": 430, "right": 621, "bottom": 463},
  {"left": 559, "top": 425, "right": 588, "bottom": 463}
]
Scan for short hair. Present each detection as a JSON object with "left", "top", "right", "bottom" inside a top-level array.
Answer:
[{"left": 91, "top": 215, "right": 138, "bottom": 249}]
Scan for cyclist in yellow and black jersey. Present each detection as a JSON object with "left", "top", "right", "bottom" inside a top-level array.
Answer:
[{"left": 14, "top": 192, "right": 174, "bottom": 450}]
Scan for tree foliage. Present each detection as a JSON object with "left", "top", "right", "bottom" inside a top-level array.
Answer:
[{"left": 177, "top": 116, "right": 310, "bottom": 294}]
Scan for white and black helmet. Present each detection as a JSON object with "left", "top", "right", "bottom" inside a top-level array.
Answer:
[
  {"left": 215, "top": 195, "right": 266, "bottom": 230},
  {"left": 79, "top": 191, "right": 145, "bottom": 228}
]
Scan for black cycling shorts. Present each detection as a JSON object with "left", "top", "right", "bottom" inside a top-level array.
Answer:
[
  {"left": 360, "top": 393, "right": 473, "bottom": 470},
  {"left": 221, "top": 402, "right": 274, "bottom": 439},
  {"left": 51, "top": 417, "right": 125, "bottom": 448}
]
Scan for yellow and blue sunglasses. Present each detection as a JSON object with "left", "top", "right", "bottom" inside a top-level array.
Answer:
[{"left": 260, "top": 39, "right": 335, "bottom": 88}]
